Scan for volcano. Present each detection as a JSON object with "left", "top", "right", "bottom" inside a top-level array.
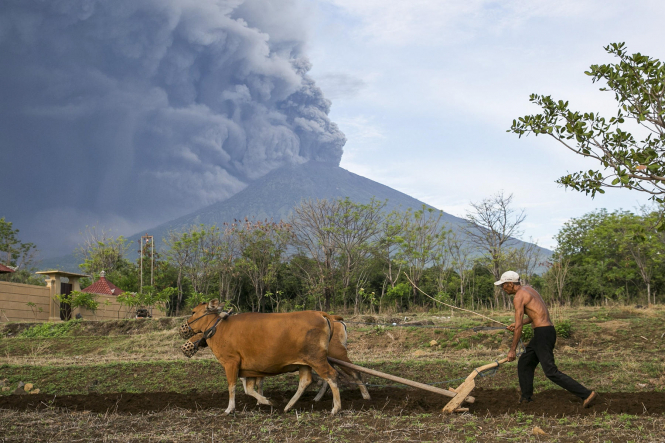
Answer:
[{"left": 41, "top": 162, "right": 549, "bottom": 271}]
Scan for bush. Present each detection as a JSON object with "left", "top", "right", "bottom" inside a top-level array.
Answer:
[
  {"left": 18, "top": 320, "right": 82, "bottom": 338},
  {"left": 555, "top": 320, "right": 572, "bottom": 338},
  {"left": 520, "top": 320, "right": 572, "bottom": 341},
  {"left": 521, "top": 324, "right": 534, "bottom": 341}
]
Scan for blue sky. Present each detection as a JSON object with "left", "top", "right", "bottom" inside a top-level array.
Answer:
[{"left": 305, "top": 0, "right": 665, "bottom": 249}]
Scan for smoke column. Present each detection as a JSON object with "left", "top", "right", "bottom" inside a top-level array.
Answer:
[{"left": 0, "top": 0, "right": 345, "bottom": 257}]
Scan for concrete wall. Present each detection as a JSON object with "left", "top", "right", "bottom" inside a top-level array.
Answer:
[
  {"left": 0, "top": 281, "right": 51, "bottom": 322},
  {"left": 0, "top": 280, "right": 166, "bottom": 322},
  {"left": 73, "top": 298, "right": 166, "bottom": 320}
]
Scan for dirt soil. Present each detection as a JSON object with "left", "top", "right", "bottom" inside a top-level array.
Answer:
[{"left": 2, "top": 388, "right": 663, "bottom": 416}]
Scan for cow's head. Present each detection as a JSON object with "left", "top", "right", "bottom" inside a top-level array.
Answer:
[{"left": 179, "top": 300, "right": 231, "bottom": 339}]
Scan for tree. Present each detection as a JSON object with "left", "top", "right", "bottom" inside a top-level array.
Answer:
[
  {"left": 508, "top": 238, "right": 544, "bottom": 285},
  {"left": 55, "top": 291, "right": 99, "bottom": 320},
  {"left": 510, "top": 43, "right": 665, "bottom": 214},
  {"left": 553, "top": 209, "right": 665, "bottom": 305},
  {"left": 329, "top": 198, "right": 386, "bottom": 314},
  {"left": 117, "top": 287, "right": 171, "bottom": 317},
  {"left": 545, "top": 256, "right": 571, "bottom": 305},
  {"left": 0, "top": 217, "right": 38, "bottom": 283},
  {"left": 398, "top": 205, "right": 447, "bottom": 306},
  {"left": 290, "top": 199, "right": 342, "bottom": 311},
  {"left": 617, "top": 211, "right": 663, "bottom": 306},
  {"left": 463, "top": 192, "right": 525, "bottom": 309},
  {"left": 76, "top": 227, "right": 130, "bottom": 278},
  {"left": 164, "top": 225, "right": 220, "bottom": 314},
  {"left": 447, "top": 231, "right": 473, "bottom": 308},
  {"left": 236, "top": 220, "right": 292, "bottom": 312},
  {"left": 375, "top": 210, "right": 408, "bottom": 310}
]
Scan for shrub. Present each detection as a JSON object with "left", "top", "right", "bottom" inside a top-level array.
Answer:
[
  {"left": 555, "top": 320, "right": 572, "bottom": 338},
  {"left": 520, "top": 320, "right": 572, "bottom": 341},
  {"left": 521, "top": 324, "right": 534, "bottom": 341},
  {"left": 18, "top": 319, "right": 82, "bottom": 338}
]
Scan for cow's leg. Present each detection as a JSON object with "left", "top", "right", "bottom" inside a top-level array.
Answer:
[
  {"left": 315, "top": 365, "right": 370, "bottom": 401},
  {"left": 351, "top": 371, "right": 371, "bottom": 400},
  {"left": 310, "top": 362, "right": 341, "bottom": 415},
  {"left": 284, "top": 366, "right": 313, "bottom": 412},
  {"left": 257, "top": 377, "right": 264, "bottom": 396},
  {"left": 313, "top": 381, "right": 328, "bottom": 401},
  {"left": 336, "top": 365, "right": 371, "bottom": 400},
  {"left": 223, "top": 361, "right": 239, "bottom": 415},
  {"left": 240, "top": 377, "right": 248, "bottom": 394},
  {"left": 244, "top": 377, "right": 273, "bottom": 406}
]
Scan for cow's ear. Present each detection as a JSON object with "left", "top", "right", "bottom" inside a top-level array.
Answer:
[{"left": 206, "top": 299, "right": 220, "bottom": 312}]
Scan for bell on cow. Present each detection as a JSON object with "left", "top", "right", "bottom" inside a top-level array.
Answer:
[
  {"left": 181, "top": 341, "right": 199, "bottom": 358},
  {"left": 179, "top": 323, "right": 196, "bottom": 340}
]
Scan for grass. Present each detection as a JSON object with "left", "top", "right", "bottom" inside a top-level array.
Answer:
[
  {"left": 0, "top": 407, "right": 663, "bottom": 442},
  {"left": 1, "top": 306, "right": 664, "bottom": 442}
]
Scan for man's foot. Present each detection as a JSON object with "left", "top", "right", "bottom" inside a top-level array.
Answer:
[{"left": 583, "top": 391, "right": 597, "bottom": 408}]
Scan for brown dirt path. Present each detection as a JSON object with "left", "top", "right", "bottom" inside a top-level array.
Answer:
[{"left": 1, "top": 388, "right": 663, "bottom": 416}]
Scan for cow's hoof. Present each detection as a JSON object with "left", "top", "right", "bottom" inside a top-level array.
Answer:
[{"left": 223, "top": 408, "right": 234, "bottom": 415}]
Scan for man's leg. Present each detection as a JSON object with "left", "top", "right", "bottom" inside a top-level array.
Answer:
[
  {"left": 535, "top": 327, "right": 592, "bottom": 400},
  {"left": 517, "top": 339, "right": 539, "bottom": 401}
]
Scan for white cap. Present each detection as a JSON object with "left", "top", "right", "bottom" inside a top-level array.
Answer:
[{"left": 494, "top": 271, "right": 520, "bottom": 286}]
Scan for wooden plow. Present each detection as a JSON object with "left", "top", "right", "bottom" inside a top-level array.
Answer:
[{"left": 329, "top": 356, "right": 510, "bottom": 414}]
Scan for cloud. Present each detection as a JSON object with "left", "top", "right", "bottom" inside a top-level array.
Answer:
[
  {"left": 315, "top": 73, "right": 367, "bottom": 99},
  {"left": 0, "top": 0, "right": 345, "bottom": 256},
  {"left": 323, "top": 0, "right": 619, "bottom": 46}
]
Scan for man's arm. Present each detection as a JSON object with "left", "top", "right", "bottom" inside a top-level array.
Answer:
[{"left": 507, "top": 291, "right": 527, "bottom": 362}]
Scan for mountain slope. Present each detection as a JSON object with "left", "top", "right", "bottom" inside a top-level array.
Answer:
[{"left": 41, "top": 161, "right": 550, "bottom": 271}]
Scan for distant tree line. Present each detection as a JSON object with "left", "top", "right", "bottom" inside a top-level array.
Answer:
[
  {"left": 65, "top": 192, "right": 543, "bottom": 315},
  {"left": 542, "top": 208, "right": 665, "bottom": 307},
  {"left": 5, "top": 194, "right": 661, "bottom": 314}
]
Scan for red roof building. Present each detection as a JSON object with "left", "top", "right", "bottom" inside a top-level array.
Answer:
[
  {"left": 81, "top": 271, "right": 124, "bottom": 296},
  {"left": 0, "top": 263, "right": 15, "bottom": 274}
]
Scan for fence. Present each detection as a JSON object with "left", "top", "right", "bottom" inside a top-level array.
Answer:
[
  {"left": 0, "top": 280, "right": 165, "bottom": 322},
  {"left": 0, "top": 281, "right": 51, "bottom": 322}
]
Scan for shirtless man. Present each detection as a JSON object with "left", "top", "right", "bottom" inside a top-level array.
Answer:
[{"left": 496, "top": 271, "right": 597, "bottom": 407}]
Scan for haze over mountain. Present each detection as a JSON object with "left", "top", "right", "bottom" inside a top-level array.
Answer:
[
  {"left": 0, "top": 0, "right": 345, "bottom": 258},
  {"left": 42, "top": 161, "right": 551, "bottom": 272}
]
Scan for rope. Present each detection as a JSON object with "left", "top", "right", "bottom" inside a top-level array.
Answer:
[
  {"left": 343, "top": 320, "right": 481, "bottom": 330},
  {"left": 403, "top": 273, "right": 509, "bottom": 327}
]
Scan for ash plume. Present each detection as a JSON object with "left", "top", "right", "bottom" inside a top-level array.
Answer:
[{"left": 0, "top": 0, "right": 345, "bottom": 257}]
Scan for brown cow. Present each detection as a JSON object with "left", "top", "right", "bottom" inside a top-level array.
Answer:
[
  {"left": 233, "top": 315, "right": 370, "bottom": 402},
  {"left": 183, "top": 300, "right": 342, "bottom": 414}
]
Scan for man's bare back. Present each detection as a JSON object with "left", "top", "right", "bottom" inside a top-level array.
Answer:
[
  {"left": 516, "top": 286, "right": 553, "bottom": 328},
  {"left": 501, "top": 282, "right": 553, "bottom": 361}
]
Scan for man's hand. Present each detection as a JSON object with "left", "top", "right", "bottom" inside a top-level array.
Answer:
[
  {"left": 507, "top": 323, "right": 516, "bottom": 332},
  {"left": 507, "top": 349, "right": 517, "bottom": 362}
]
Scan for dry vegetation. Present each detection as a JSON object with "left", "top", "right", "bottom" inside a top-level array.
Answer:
[{"left": 1, "top": 306, "right": 664, "bottom": 442}]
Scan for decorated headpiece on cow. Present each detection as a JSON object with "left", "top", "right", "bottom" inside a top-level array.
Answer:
[
  {"left": 179, "top": 299, "right": 233, "bottom": 340},
  {"left": 181, "top": 332, "right": 209, "bottom": 358}
]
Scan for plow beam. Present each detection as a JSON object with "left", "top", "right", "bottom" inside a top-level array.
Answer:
[{"left": 328, "top": 357, "right": 475, "bottom": 404}]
